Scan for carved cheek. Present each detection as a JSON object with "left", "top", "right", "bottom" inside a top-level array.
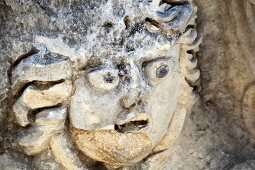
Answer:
[
  {"left": 146, "top": 73, "right": 183, "bottom": 145},
  {"left": 69, "top": 76, "right": 123, "bottom": 130},
  {"left": 142, "top": 45, "right": 181, "bottom": 144}
]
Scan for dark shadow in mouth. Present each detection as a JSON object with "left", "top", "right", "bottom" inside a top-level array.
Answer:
[{"left": 114, "top": 120, "right": 149, "bottom": 133}]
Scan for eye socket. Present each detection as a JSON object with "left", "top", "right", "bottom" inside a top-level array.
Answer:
[
  {"left": 156, "top": 65, "right": 169, "bottom": 78},
  {"left": 143, "top": 58, "right": 172, "bottom": 85},
  {"left": 87, "top": 67, "right": 119, "bottom": 91}
]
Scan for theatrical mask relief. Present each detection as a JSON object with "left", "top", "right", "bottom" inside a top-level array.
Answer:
[{"left": 9, "top": 0, "right": 201, "bottom": 169}]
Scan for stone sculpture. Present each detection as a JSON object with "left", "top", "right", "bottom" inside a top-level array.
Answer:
[{"left": 8, "top": 0, "right": 201, "bottom": 169}]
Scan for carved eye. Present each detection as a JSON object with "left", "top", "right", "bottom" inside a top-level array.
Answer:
[
  {"left": 156, "top": 65, "right": 169, "bottom": 78},
  {"left": 87, "top": 67, "right": 119, "bottom": 91},
  {"left": 143, "top": 58, "right": 172, "bottom": 85}
]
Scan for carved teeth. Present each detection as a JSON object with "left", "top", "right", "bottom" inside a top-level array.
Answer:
[
  {"left": 115, "top": 112, "right": 151, "bottom": 125},
  {"left": 98, "top": 125, "right": 115, "bottom": 130},
  {"left": 97, "top": 113, "right": 152, "bottom": 131}
]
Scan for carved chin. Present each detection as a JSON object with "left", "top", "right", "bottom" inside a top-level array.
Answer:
[{"left": 70, "top": 128, "right": 153, "bottom": 167}]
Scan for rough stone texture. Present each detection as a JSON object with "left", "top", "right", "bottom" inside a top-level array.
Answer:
[
  {"left": 167, "top": 0, "right": 255, "bottom": 169},
  {"left": 0, "top": 0, "right": 200, "bottom": 169},
  {"left": 1, "top": 0, "right": 255, "bottom": 169}
]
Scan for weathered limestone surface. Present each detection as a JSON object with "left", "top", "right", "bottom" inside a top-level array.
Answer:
[
  {"left": 0, "top": 0, "right": 255, "bottom": 169},
  {"left": 168, "top": 0, "right": 255, "bottom": 169}
]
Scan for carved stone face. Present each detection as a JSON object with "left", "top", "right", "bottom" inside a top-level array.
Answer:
[
  {"left": 70, "top": 44, "right": 182, "bottom": 165},
  {"left": 9, "top": 0, "right": 200, "bottom": 169}
]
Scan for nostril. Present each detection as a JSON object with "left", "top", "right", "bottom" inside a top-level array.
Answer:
[
  {"left": 120, "top": 90, "right": 143, "bottom": 109},
  {"left": 120, "top": 97, "right": 137, "bottom": 109},
  {"left": 137, "top": 99, "right": 143, "bottom": 105},
  {"left": 120, "top": 98, "right": 143, "bottom": 109},
  {"left": 129, "top": 103, "right": 136, "bottom": 109}
]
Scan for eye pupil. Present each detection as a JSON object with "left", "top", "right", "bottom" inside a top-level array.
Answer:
[
  {"left": 156, "top": 65, "right": 169, "bottom": 78},
  {"left": 104, "top": 72, "right": 115, "bottom": 83}
]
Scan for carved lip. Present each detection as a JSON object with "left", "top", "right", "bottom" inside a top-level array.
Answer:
[
  {"left": 70, "top": 113, "right": 153, "bottom": 166},
  {"left": 96, "top": 112, "right": 152, "bottom": 133},
  {"left": 70, "top": 128, "right": 153, "bottom": 166},
  {"left": 114, "top": 112, "right": 152, "bottom": 133}
]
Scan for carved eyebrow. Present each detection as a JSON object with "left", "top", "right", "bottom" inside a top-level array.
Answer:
[
  {"left": 142, "top": 56, "right": 170, "bottom": 68},
  {"left": 87, "top": 66, "right": 118, "bottom": 74}
]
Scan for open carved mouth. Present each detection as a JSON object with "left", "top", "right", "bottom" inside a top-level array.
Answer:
[
  {"left": 114, "top": 112, "right": 152, "bottom": 133},
  {"left": 114, "top": 120, "right": 149, "bottom": 133}
]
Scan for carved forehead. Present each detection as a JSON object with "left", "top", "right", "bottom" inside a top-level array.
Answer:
[
  {"left": 6, "top": 0, "right": 195, "bottom": 60},
  {"left": 70, "top": 0, "right": 179, "bottom": 54},
  {"left": 4, "top": 1, "right": 156, "bottom": 42},
  {"left": 36, "top": 0, "right": 154, "bottom": 34},
  {"left": 82, "top": 28, "right": 175, "bottom": 58},
  {"left": 82, "top": 44, "right": 176, "bottom": 63},
  {"left": 66, "top": 0, "right": 145, "bottom": 31},
  {"left": 34, "top": 34, "right": 175, "bottom": 64}
]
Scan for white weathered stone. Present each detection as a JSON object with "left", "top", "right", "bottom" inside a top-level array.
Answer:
[
  {"left": 35, "top": 107, "right": 67, "bottom": 126},
  {"left": 7, "top": 0, "right": 201, "bottom": 169},
  {"left": 13, "top": 81, "right": 71, "bottom": 126},
  {"left": 11, "top": 53, "right": 72, "bottom": 94},
  {"left": 17, "top": 107, "right": 67, "bottom": 155}
]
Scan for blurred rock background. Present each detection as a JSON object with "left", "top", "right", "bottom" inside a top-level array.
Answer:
[{"left": 169, "top": 1, "right": 255, "bottom": 169}]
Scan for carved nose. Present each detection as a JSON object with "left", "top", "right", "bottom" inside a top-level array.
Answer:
[
  {"left": 120, "top": 60, "right": 147, "bottom": 109},
  {"left": 120, "top": 91, "right": 143, "bottom": 109}
]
